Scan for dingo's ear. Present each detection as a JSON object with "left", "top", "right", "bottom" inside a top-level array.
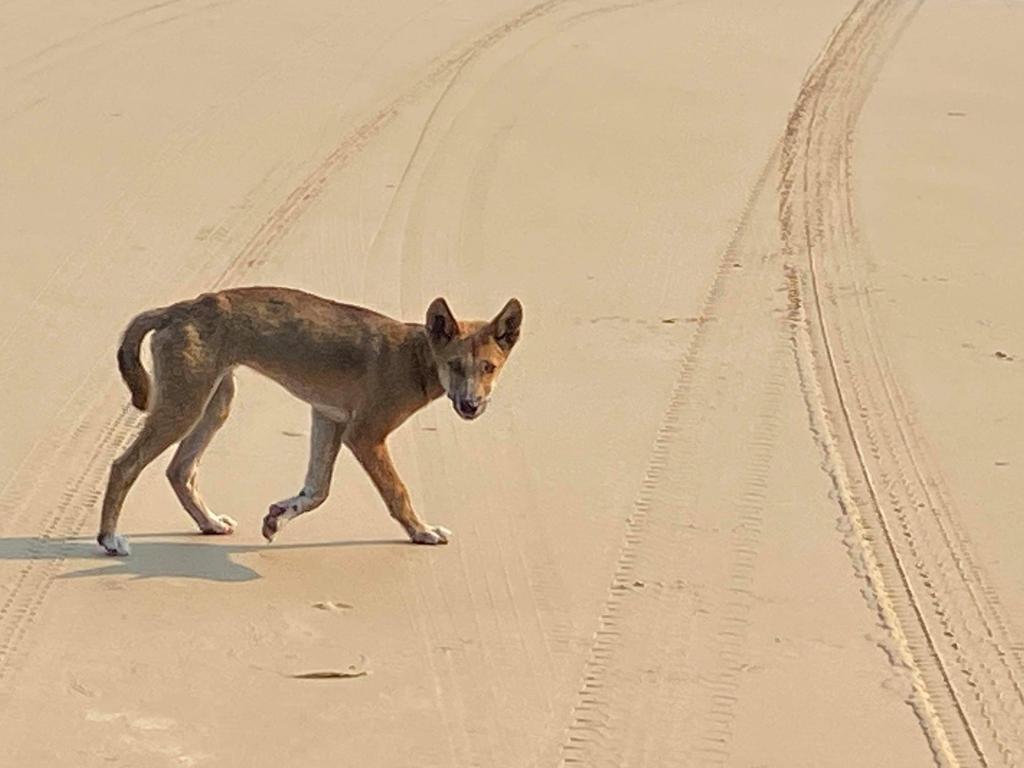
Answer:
[
  {"left": 491, "top": 298, "right": 523, "bottom": 353},
  {"left": 426, "top": 297, "right": 458, "bottom": 343}
]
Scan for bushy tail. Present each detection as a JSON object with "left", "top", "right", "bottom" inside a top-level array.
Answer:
[{"left": 116, "top": 307, "right": 172, "bottom": 411}]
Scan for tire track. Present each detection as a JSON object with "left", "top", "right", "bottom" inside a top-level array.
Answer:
[
  {"left": 0, "top": 403, "right": 142, "bottom": 683},
  {"left": 553, "top": 4, "right": 893, "bottom": 758},
  {"left": 689, "top": 345, "right": 786, "bottom": 767},
  {"left": 781, "top": 0, "right": 1024, "bottom": 764},
  {"left": 209, "top": 0, "right": 582, "bottom": 291},
  {"left": 557, "top": 138, "right": 789, "bottom": 764},
  {"left": 358, "top": 4, "right": 669, "bottom": 764},
  {"left": 5, "top": 0, "right": 200, "bottom": 78}
]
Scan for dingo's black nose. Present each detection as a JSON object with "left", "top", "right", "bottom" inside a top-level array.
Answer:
[{"left": 456, "top": 399, "right": 482, "bottom": 419}]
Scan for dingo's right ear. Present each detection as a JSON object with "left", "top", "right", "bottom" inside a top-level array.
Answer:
[{"left": 426, "top": 297, "right": 458, "bottom": 343}]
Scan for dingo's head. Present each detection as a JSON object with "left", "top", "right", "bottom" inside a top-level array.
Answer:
[{"left": 425, "top": 297, "right": 523, "bottom": 420}]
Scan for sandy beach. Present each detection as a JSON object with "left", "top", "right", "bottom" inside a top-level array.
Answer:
[{"left": 2, "top": 1, "right": 1022, "bottom": 765}]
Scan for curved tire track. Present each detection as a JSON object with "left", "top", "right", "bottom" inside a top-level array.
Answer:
[{"left": 782, "top": 0, "right": 1024, "bottom": 765}]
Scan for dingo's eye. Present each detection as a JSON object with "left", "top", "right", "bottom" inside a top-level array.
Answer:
[{"left": 481, "top": 361, "right": 496, "bottom": 374}]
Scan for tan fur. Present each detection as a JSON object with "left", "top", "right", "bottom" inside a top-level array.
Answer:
[{"left": 96, "top": 287, "right": 523, "bottom": 556}]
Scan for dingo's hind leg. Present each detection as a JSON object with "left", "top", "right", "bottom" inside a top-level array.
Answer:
[
  {"left": 97, "top": 393, "right": 212, "bottom": 556},
  {"left": 98, "top": 323, "right": 223, "bottom": 556},
  {"left": 263, "top": 408, "right": 344, "bottom": 542},
  {"left": 166, "top": 373, "right": 237, "bottom": 535}
]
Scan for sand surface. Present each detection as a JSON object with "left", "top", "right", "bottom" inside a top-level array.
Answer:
[{"left": 2, "top": 1, "right": 1022, "bottom": 766}]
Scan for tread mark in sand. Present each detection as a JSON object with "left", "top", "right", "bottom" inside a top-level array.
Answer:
[
  {"left": 559, "top": 138, "right": 789, "bottom": 765},
  {"left": 783, "top": 0, "right": 1024, "bottom": 766}
]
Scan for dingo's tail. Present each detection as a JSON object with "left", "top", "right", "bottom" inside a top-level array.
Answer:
[{"left": 117, "top": 307, "right": 172, "bottom": 411}]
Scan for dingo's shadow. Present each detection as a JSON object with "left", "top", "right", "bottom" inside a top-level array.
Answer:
[{"left": 0, "top": 534, "right": 408, "bottom": 583}]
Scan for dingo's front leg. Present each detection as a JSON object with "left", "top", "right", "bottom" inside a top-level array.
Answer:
[
  {"left": 348, "top": 437, "right": 450, "bottom": 545},
  {"left": 263, "top": 409, "right": 344, "bottom": 542}
]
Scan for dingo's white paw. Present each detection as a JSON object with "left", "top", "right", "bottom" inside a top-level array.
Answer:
[
  {"left": 412, "top": 526, "right": 451, "bottom": 545},
  {"left": 97, "top": 533, "right": 131, "bottom": 557},
  {"left": 202, "top": 515, "right": 236, "bottom": 535}
]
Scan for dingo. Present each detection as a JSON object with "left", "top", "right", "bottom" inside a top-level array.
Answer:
[{"left": 96, "top": 287, "right": 523, "bottom": 556}]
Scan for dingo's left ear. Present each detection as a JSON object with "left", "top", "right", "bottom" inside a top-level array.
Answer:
[{"left": 491, "top": 298, "right": 523, "bottom": 353}]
